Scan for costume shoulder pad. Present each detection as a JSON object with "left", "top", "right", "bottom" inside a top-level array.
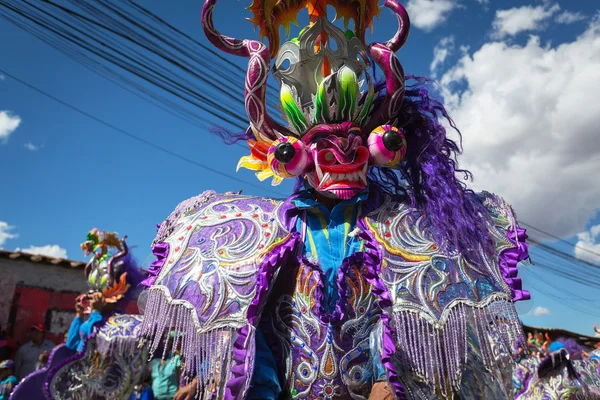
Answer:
[{"left": 145, "top": 191, "right": 291, "bottom": 329}]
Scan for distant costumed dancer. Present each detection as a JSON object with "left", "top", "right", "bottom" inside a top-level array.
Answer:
[
  {"left": 139, "top": 0, "right": 538, "bottom": 399},
  {"left": 12, "top": 229, "right": 149, "bottom": 400}
]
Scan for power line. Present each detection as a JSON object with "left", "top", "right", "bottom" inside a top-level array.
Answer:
[
  {"left": 522, "top": 221, "right": 600, "bottom": 260},
  {"left": 0, "top": 0, "right": 284, "bottom": 133},
  {"left": 0, "top": 67, "right": 288, "bottom": 198},
  {"left": 529, "top": 237, "right": 600, "bottom": 270}
]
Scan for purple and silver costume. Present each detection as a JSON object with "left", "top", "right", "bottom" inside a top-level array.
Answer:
[{"left": 139, "top": 1, "right": 535, "bottom": 399}]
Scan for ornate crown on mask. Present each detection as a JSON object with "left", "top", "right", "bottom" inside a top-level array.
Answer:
[
  {"left": 81, "top": 229, "right": 131, "bottom": 303},
  {"left": 203, "top": 0, "right": 410, "bottom": 199},
  {"left": 273, "top": 18, "right": 374, "bottom": 133}
]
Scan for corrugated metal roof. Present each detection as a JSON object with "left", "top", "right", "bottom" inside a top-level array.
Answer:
[{"left": 0, "top": 249, "right": 85, "bottom": 268}]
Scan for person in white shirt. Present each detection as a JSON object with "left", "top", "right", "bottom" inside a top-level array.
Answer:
[{"left": 14, "top": 324, "right": 55, "bottom": 379}]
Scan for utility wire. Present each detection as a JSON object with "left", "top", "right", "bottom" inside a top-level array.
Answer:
[
  {"left": 529, "top": 238, "right": 600, "bottom": 270},
  {"left": 0, "top": 67, "right": 288, "bottom": 198},
  {"left": 522, "top": 221, "right": 600, "bottom": 260},
  {"left": 0, "top": 0, "right": 285, "bottom": 133}
]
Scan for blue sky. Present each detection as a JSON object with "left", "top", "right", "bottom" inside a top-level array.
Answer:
[{"left": 0, "top": 0, "right": 599, "bottom": 336}]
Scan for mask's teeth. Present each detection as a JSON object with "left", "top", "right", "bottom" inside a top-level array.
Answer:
[
  {"left": 317, "top": 172, "right": 332, "bottom": 190},
  {"left": 316, "top": 162, "right": 324, "bottom": 182},
  {"left": 359, "top": 164, "right": 368, "bottom": 185}
]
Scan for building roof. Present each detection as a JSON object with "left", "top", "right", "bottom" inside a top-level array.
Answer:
[{"left": 0, "top": 249, "right": 85, "bottom": 268}]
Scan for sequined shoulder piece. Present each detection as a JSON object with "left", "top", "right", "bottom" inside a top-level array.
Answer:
[
  {"left": 363, "top": 196, "right": 523, "bottom": 395},
  {"left": 365, "top": 197, "right": 513, "bottom": 321},
  {"left": 477, "top": 191, "right": 520, "bottom": 252},
  {"left": 141, "top": 192, "right": 293, "bottom": 398},
  {"left": 96, "top": 314, "right": 144, "bottom": 356},
  {"left": 149, "top": 191, "right": 291, "bottom": 332}
]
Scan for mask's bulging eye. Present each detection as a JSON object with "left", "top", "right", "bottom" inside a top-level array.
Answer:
[
  {"left": 368, "top": 125, "right": 407, "bottom": 167},
  {"left": 382, "top": 130, "right": 404, "bottom": 152},
  {"left": 268, "top": 137, "right": 312, "bottom": 178},
  {"left": 274, "top": 142, "right": 296, "bottom": 164}
]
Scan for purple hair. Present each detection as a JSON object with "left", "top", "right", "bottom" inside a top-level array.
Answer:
[
  {"left": 210, "top": 126, "right": 255, "bottom": 145},
  {"left": 369, "top": 75, "right": 494, "bottom": 262}
]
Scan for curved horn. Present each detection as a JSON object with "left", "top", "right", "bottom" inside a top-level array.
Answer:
[
  {"left": 202, "top": 0, "right": 293, "bottom": 141},
  {"left": 384, "top": 0, "right": 411, "bottom": 53},
  {"left": 366, "top": 44, "right": 405, "bottom": 131},
  {"left": 365, "top": 1, "right": 409, "bottom": 131},
  {"left": 595, "top": 324, "right": 600, "bottom": 334},
  {"left": 107, "top": 236, "right": 129, "bottom": 285}
]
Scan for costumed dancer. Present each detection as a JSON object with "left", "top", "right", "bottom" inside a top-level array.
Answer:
[
  {"left": 139, "top": 1, "right": 532, "bottom": 399},
  {"left": 65, "top": 229, "right": 135, "bottom": 352},
  {"left": 11, "top": 229, "right": 150, "bottom": 400}
]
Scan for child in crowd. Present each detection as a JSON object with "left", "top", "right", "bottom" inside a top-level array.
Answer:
[{"left": 0, "top": 360, "right": 17, "bottom": 400}]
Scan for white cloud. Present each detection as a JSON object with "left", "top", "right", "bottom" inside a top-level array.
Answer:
[
  {"left": 440, "top": 15, "right": 600, "bottom": 239},
  {"left": 556, "top": 10, "right": 586, "bottom": 25},
  {"left": 406, "top": 0, "right": 459, "bottom": 31},
  {"left": 492, "top": 3, "right": 560, "bottom": 38},
  {"left": 0, "top": 111, "right": 21, "bottom": 143},
  {"left": 16, "top": 245, "right": 68, "bottom": 259},
  {"left": 24, "top": 142, "right": 41, "bottom": 151},
  {"left": 574, "top": 224, "right": 600, "bottom": 264},
  {"left": 430, "top": 36, "right": 455, "bottom": 76},
  {"left": 533, "top": 306, "right": 551, "bottom": 317},
  {"left": 0, "top": 222, "right": 18, "bottom": 248}
]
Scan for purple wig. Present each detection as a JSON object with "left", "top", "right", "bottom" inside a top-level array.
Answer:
[{"left": 368, "top": 75, "right": 494, "bottom": 263}]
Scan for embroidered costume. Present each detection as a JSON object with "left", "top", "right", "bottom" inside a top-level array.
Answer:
[
  {"left": 11, "top": 230, "right": 149, "bottom": 400},
  {"left": 139, "top": 2, "right": 536, "bottom": 399}
]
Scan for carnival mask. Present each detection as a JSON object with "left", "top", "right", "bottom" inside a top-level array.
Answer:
[
  {"left": 204, "top": 0, "right": 410, "bottom": 199},
  {"left": 82, "top": 229, "right": 131, "bottom": 303}
]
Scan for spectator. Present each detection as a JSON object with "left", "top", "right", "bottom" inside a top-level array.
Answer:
[
  {"left": 545, "top": 332, "right": 565, "bottom": 353},
  {"left": 0, "top": 360, "right": 17, "bottom": 400},
  {"left": 14, "top": 324, "right": 54, "bottom": 379},
  {"left": 151, "top": 338, "right": 182, "bottom": 400}
]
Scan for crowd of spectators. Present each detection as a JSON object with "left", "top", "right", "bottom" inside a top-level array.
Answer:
[{"left": 521, "top": 330, "right": 600, "bottom": 361}]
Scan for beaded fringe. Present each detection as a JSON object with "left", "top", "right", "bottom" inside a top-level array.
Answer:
[
  {"left": 139, "top": 289, "right": 236, "bottom": 399},
  {"left": 393, "top": 299, "right": 523, "bottom": 397}
]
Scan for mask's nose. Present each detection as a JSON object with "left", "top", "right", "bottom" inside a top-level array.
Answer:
[{"left": 316, "top": 134, "right": 365, "bottom": 164}]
